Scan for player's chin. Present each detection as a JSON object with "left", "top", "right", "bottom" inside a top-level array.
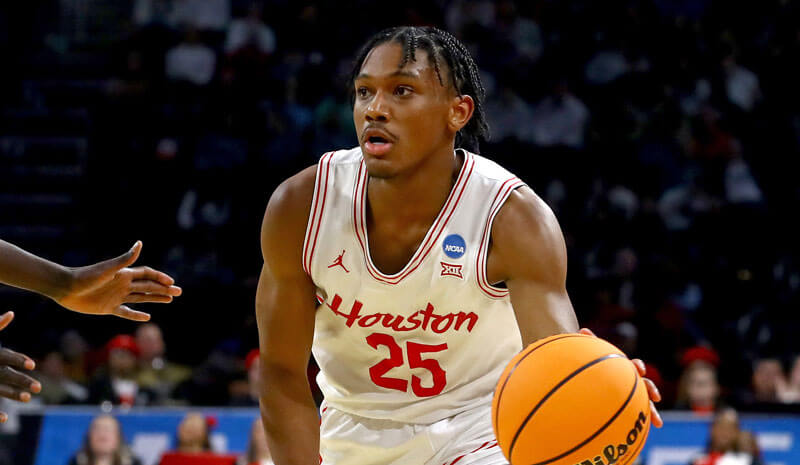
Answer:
[{"left": 362, "top": 156, "right": 398, "bottom": 179}]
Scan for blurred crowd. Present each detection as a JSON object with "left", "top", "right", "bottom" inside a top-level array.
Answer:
[
  {"left": 20, "top": 322, "right": 316, "bottom": 409},
  {"left": 68, "top": 412, "right": 274, "bottom": 465},
  {"left": 2, "top": 0, "right": 800, "bottom": 420}
]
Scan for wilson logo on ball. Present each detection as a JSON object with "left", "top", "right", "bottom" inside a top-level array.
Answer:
[
  {"left": 442, "top": 234, "right": 466, "bottom": 259},
  {"left": 573, "top": 411, "right": 647, "bottom": 465}
]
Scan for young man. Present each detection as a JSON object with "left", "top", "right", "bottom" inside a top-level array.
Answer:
[
  {"left": 256, "top": 27, "right": 661, "bottom": 465},
  {"left": 0, "top": 239, "right": 182, "bottom": 421}
]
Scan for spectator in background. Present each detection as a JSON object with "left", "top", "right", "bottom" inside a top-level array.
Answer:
[
  {"left": 68, "top": 414, "right": 142, "bottom": 465},
  {"left": 229, "top": 349, "right": 260, "bottom": 406},
  {"left": 61, "top": 330, "right": 90, "bottom": 385},
  {"left": 175, "top": 412, "right": 213, "bottom": 453},
  {"left": 658, "top": 171, "right": 719, "bottom": 232},
  {"left": 676, "top": 361, "right": 721, "bottom": 414},
  {"left": 170, "top": 0, "right": 230, "bottom": 32},
  {"left": 528, "top": 79, "right": 590, "bottom": 149},
  {"left": 135, "top": 323, "right": 191, "bottom": 405},
  {"left": 742, "top": 358, "right": 787, "bottom": 405},
  {"left": 736, "top": 431, "right": 764, "bottom": 465},
  {"left": 484, "top": 81, "right": 535, "bottom": 143},
  {"left": 721, "top": 50, "right": 762, "bottom": 113},
  {"left": 724, "top": 155, "right": 763, "bottom": 206},
  {"left": 165, "top": 28, "right": 217, "bottom": 86},
  {"left": 238, "top": 419, "right": 274, "bottom": 465},
  {"left": 444, "top": 0, "right": 496, "bottom": 38},
  {"left": 37, "top": 351, "right": 88, "bottom": 404},
  {"left": 88, "top": 335, "right": 154, "bottom": 407},
  {"left": 494, "top": 0, "right": 543, "bottom": 65},
  {"left": 585, "top": 44, "right": 630, "bottom": 86},
  {"left": 691, "top": 408, "right": 742, "bottom": 465},
  {"left": 225, "top": 3, "right": 276, "bottom": 57},
  {"left": 132, "top": 0, "right": 172, "bottom": 28},
  {"left": 777, "top": 355, "right": 800, "bottom": 403}
]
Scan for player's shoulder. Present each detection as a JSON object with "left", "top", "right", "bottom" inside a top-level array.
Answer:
[
  {"left": 491, "top": 184, "right": 566, "bottom": 280},
  {"left": 496, "top": 186, "right": 558, "bottom": 236},
  {"left": 465, "top": 149, "right": 519, "bottom": 183},
  {"left": 470, "top": 148, "right": 563, "bottom": 267},
  {"left": 266, "top": 148, "right": 361, "bottom": 218},
  {"left": 267, "top": 164, "right": 317, "bottom": 222}
]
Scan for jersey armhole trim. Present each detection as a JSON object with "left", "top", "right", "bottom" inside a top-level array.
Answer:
[
  {"left": 302, "top": 151, "right": 335, "bottom": 276},
  {"left": 476, "top": 177, "right": 526, "bottom": 299}
]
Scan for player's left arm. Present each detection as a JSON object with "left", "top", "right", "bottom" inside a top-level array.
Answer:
[{"left": 490, "top": 186, "right": 663, "bottom": 427}]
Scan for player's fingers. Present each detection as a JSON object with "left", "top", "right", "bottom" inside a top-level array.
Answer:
[
  {"left": 0, "top": 383, "right": 34, "bottom": 402},
  {"left": 112, "top": 305, "right": 151, "bottom": 322},
  {"left": 0, "top": 312, "right": 13, "bottom": 332},
  {"left": 643, "top": 377, "right": 661, "bottom": 403},
  {"left": 124, "top": 294, "right": 173, "bottom": 304},
  {"left": 650, "top": 401, "right": 664, "bottom": 428},
  {"left": 631, "top": 359, "right": 646, "bottom": 376},
  {"left": 578, "top": 328, "right": 596, "bottom": 337},
  {"left": 129, "top": 266, "right": 176, "bottom": 287},
  {"left": 130, "top": 281, "right": 181, "bottom": 296},
  {"left": 100, "top": 242, "right": 143, "bottom": 277},
  {"left": 0, "top": 411, "right": 7, "bottom": 423},
  {"left": 0, "top": 348, "right": 35, "bottom": 371},
  {"left": 0, "top": 366, "right": 40, "bottom": 392}
]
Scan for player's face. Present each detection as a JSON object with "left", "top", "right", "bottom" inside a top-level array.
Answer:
[{"left": 353, "top": 42, "right": 457, "bottom": 178}]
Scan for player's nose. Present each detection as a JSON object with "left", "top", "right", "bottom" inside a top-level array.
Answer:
[{"left": 365, "top": 91, "right": 390, "bottom": 122}]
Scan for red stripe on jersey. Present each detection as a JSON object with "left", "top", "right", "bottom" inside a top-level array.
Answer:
[
  {"left": 303, "top": 152, "right": 334, "bottom": 276},
  {"left": 476, "top": 177, "right": 524, "bottom": 298},
  {"left": 302, "top": 152, "right": 332, "bottom": 275},
  {"left": 443, "top": 441, "right": 500, "bottom": 465},
  {"left": 353, "top": 153, "right": 475, "bottom": 285},
  {"left": 351, "top": 161, "right": 369, "bottom": 275}
]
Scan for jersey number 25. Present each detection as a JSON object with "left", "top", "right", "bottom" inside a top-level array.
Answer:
[{"left": 366, "top": 333, "right": 448, "bottom": 397}]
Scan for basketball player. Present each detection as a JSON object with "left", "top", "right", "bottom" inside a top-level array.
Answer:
[
  {"left": 0, "top": 239, "right": 182, "bottom": 421},
  {"left": 256, "top": 27, "right": 662, "bottom": 465}
]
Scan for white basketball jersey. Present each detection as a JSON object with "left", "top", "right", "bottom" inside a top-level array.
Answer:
[{"left": 303, "top": 147, "right": 524, "bottom": 424}]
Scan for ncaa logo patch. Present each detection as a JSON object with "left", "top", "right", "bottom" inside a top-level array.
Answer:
[{"left": 443, "top": 234, "right": 466, "bottom": 259}]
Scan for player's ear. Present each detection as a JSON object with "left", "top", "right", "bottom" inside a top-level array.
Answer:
[{"left": 447, "top": 94, "right": 474, "bottom": 133}]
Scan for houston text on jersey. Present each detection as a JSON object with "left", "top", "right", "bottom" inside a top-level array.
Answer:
[{"left": 325, "top": 294, "right": 478, "bottom": 334}]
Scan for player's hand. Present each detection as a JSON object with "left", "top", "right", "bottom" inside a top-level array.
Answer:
[
  {"left": 0, "top": 312, "right": 41, "bottom": 422},
  {"left": 578, "top": 327, "right": 663, "bottom": 428},
  {"left": 55, "top": 241, "right": 182, "bottom": 322}
]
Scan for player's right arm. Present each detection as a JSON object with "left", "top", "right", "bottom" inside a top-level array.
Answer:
[{"left": 256, "top": 166, "right": 319, "bottom": 465}]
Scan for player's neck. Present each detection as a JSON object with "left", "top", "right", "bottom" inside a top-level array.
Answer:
[{"left": 367, "top": 146, "right": 462, "bottom": 223}]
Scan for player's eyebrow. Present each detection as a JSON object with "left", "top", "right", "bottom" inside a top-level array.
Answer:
[{"left": 355, "top": 70, "right": 421, "bottom": 80}]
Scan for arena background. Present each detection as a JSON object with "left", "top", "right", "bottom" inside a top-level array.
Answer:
[{"left": 1, "top": 1, "right": 799, "bottom": 464}]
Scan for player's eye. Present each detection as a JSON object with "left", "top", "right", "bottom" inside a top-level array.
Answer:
[
  {"left": 356, "top": 87, "right": 369, "bottom": 98},
  {"left": 394, "top": 86, "right": 413, "bottom": 96}
]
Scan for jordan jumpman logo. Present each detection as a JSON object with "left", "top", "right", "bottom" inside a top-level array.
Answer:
[{"left": 328, "top": 250, "right": 350, "bottom": 273}]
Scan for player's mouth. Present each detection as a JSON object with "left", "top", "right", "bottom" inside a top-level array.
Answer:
[{"left": 362, "top": 128, "right": 396, "bottom": 157}]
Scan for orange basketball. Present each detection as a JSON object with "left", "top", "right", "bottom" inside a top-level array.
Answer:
[{"left": 492, "top": 334, "right": 651, "bottom": 465}]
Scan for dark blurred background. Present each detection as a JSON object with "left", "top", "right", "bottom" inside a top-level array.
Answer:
[{"left": 1, "top": 0, "right": 799, "bottom": 427}]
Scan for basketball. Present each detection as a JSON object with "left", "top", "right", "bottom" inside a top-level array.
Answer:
[{"left": 492, "top": 334, "right": 651, "bottom": 465}]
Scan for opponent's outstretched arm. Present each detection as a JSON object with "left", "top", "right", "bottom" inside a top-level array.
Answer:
[
  {"left": 256, "top": 166, "right": 320, "bottom": 465},
  {"left": 0, "top": 239, "right": 182, "bottom": 321},
  {"left": 490, "top": 187, "right": 662, "bottom": 427}
]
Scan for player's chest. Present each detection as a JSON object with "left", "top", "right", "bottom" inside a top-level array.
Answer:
[{"left": 366, "top": 220, "right": 430, "bottom": 276}]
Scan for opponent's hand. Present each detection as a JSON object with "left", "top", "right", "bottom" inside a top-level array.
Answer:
[
  {"left": 55, "top": 241, "right": 182, "bottom": 321},
  {"left": 578, "top": 328, "right": 663, "bottom": 428},
  {"left": 0, "top": 312, "right": 41, "bottom": 422}
]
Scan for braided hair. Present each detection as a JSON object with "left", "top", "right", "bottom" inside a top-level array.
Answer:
[{"left": 348, "top": 26, "right": 490, "bottom": 153}]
